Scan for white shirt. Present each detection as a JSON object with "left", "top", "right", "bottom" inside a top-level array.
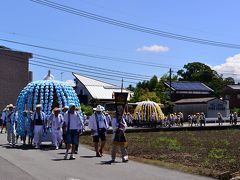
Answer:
[
  {"left": 88, "top": 112, "right": 109, "bottom": 136},
  {"left": 48, "top": 114, "right": 63, "bottom": 130},
  {"left": 5, "top": 110, "right": 15, "bottom": 123},
  {"left": 105, "top": 114, "right": 112, "bottom": 125},
  {"left": 32, "top": 112, "right": 46, "bottom": 121},
  {"left": 63, "top": 111, "right": 83, "bottom": 130}
]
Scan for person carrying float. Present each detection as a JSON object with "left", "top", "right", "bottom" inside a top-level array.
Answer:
[
  {"left": 32, "top": 104, "right": 46, "bottom": 148},
  {"left": 48, "top": 107, "right": 64, "bottom": 150}
]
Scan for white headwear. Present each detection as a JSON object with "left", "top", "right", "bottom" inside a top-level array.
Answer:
[
  {"left": 36, "top": 104, "right": 42, "bottom": 108},
  {"left": 93, "top": 105, "right": 104, "bottom": 112}
]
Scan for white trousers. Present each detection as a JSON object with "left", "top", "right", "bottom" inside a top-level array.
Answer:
[
  {"left": 51, "top": 129, "right": 63, "bottom": 147},
  {"left": 6, "top": 122, "right": 16, "bottom": 145},
  {"left": 34, "top": 125, "right": 43, "bottom": 145}
]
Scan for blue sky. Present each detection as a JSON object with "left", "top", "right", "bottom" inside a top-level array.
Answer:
[{"left": 1, "top": 0, "right": 240, "bottom": 86}]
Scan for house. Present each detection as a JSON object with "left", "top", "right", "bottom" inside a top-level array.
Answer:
[
  {"left": 164, "top": 81, "right": 214, "bottom": 101},
  {"left": 173, "top": 97, "right": 229, "bottom": 119},
  {"left": 0, "top": 45, "right": 32, "bottom": 110},
  {"left": 72, "top": 73, "right": 132, "bottom": 107},
  {"left": 222, "top": 85, "right": 240, "bottom": 109}
]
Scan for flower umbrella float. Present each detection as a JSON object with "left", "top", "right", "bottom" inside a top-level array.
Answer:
[
  {"left": 134, "top": 100, "right": 165, "bottom": 127},
  {"left": 15, "top": 72, "right": 80, "bottom": 136}
]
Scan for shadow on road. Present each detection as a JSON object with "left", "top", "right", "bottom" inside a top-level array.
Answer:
[
  {"left": 80, "top": 155, "right": 96, "bottom": 158},
  {"left": 97, "top": 160, "right": 121, "bottom": 165},
  {"left": 51, "top": 158, "right": 66, "bottom": 161},
  {"left": 0, "top": 144, "right": 36, "bottom": 150}
]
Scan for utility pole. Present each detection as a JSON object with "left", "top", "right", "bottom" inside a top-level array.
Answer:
[
  {"left": 121, "top": 78, "right": 123, "bottom": 93},
  {"left": 60, "top": 72, "right": 64, "bottom": 81},
  {"left": 169, "top": 68, "right": 172, "bottom": 100}
]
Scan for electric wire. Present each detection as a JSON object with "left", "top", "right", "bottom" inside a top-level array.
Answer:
[{"left": 30, "top": 0, "right": 240, "bottom": 49}]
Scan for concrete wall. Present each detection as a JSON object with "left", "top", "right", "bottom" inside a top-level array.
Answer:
[
  {"left": 0, "top": 49, "right": 32, "bottom": 110},
  {"left": 207, "top": 98, "right": 228, "bottom": 118},
  {"left": 174, "top": 99, "right": 229, "bottom": 119}
]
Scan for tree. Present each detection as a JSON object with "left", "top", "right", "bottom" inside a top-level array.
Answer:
[
  {"left": 80, "top": 104, "right": 93, "bottom": 116},
  {"left": 177, "top": 62, "right": 235, "bottom": 97},
  {"left": 177, "top": 62, "right": 215, "bottom": 82},
  {"left": 149, "top": 75, "right": 158, "bottom": 91},
  {"left": 224, "top": 77, "right": 235, "bottom": 85}
]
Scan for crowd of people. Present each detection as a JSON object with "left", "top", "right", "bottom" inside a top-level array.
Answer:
[
  {"left": 0, "top": 102, "right": 239, "bottom": 161},
  {"left": 0, "top": 103, "right": 128, "bottom": 162}
]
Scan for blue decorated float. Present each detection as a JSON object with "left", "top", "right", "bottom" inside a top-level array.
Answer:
[{"left": 15, "top": 72, "right": 80, "bottom": 136}]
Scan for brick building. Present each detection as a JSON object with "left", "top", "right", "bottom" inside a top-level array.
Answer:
[{"left": 0, "top": 46, "right": 32, "bottom": 110}]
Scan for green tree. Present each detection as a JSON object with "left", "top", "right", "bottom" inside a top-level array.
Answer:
[
  {"left": 149, "top": 75, "right": 158, "bottom": 91},
  {"left": 177, "top": 62, "right": 235, "bottom": 97},
  {"left": 80, "top": 104, "right": 93, "bottom": 116},
  {"left": 177, "top": 62, "right": 215, "bottom": 82}
]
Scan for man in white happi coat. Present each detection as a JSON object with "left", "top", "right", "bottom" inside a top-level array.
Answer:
[
  {"left": 33, "top": 104, "right": 46, "bottom": 148},
  {"left": 88, "top": 105, "right": 109, "bottom": 157},
  {"left": 5, "top": 104, "right": 16, "bottom": 146},
  {"left": 63, "top": 103, "right": 83, "bottom": 160},
  {"left": 48, "top": 107, "right": 63, "bottom": 149}
]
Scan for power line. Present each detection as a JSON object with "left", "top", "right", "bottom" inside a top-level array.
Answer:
[
  {"left": 0, "top": 47, "right": 151, "bottom": 81},
  {"left": 0, "top": 38, "right": 181, "bottom": 69},
  {"left": 0, "top": 46, "right": 152, "bottom": 79},
  {"left": 33, "top": 54, "right": 152, "bottom": 79},
  {"left": 30, "top": 0, "right": 240, "bottom": 49},
  {"left": 31, "top": 57, "right": 146, "bottom": 81},
  {"left": 0, "top": 50, "right": 140, "bottom": 84}
]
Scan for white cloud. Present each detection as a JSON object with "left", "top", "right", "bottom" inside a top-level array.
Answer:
[
  {"left": 136, "top": 44, "right": 170, "bottom": 53},
  {"left": 212, "top": 53, "right": 240, "bottom": 82}
]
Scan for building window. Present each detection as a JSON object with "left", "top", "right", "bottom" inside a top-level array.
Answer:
[{"left": 237, "top": 94, "right": 240, "bottom": 99}]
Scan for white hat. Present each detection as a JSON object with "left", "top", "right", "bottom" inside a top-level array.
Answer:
[
  {"left": 93, "top": 105, "right": 104, "bottom": 112},
  {"left": 69, "top": 103, "right": 76, "bottom": 109},
  {"left": 63, "top": 106, "right": 69, "bottom": 109},
  {"left": 53, "top": 107, "right": 60, "bottom": 112},
  {"left": 7, "top": 104, "right": 15, "bottom": 108},
  {"left": 36, "top": 104, "right": 42, "bottom": 108}
]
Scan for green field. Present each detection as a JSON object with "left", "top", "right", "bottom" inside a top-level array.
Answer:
[{"left": 79, "top": 129, "right": 240, "bottom": 178}]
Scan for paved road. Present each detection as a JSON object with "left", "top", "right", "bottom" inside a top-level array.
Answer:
[{"left": 0, "top": 134, "right": 213, "bottom": 180}]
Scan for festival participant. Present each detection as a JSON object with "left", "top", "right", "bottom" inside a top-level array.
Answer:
[
  {"left": 33, "top": 104, "right": 46, "bottom": 148},
  {"left": 6, "top": 104, "right": 16, "bottom": 146},
  {"left": 21, "top": 110, "right": 29, "bottom": 145},
  {"left": 61, "top": 106, "right": 69, "bottom": 148},
  {"left": 125, "top": 112, "right": 133, "bottom": 127},
  {"left": 200, "top": 112, "right": 206, "bottom": 127},
  {"left": 217, "top": 112, "right": 223, "bottom": 126},
  {"left": 135, "top": 112, "right": 141, "bottom": 127},
  {"left": 229, "top": 112, "right": 234, "bottom": 125},
  {"left": 1, "top": 107, "right": 7, "bottom": 133},
  {"left": 88, "top": 105, "right": 109, "bottom": 157},
  {"left": 233, "top": 112, "right": 238, "bottom": 125},
  {"left": 63, "top": 103, "right": 83, "bottom": 160},
  {"left": 104, "top": 111, "right": 112, "bottom": 127},
  {"left": 26, "top": 111, "right": 34, "bottom": 146},
  {"left": 110, "top": 114, "right": 128, "bottom": 163},
  {"left": 74, "top": 106, "right": 84, "bottom": 154},
  {"left": 48, "top": 107, "right": 63, "bottom": 150}
]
